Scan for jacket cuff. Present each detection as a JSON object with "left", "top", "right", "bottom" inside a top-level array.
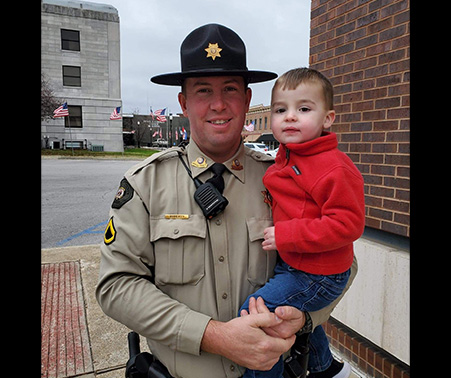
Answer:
[
  {"left": 275, "top": 221, "right": 296, "bottom": 253},
  {"left": 177, "top": 310, "right": 212, "bottom": 355}
]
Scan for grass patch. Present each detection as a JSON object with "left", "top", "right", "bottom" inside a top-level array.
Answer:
[{"left": 41, "top": 148, "right": 160, "bottom": 158}]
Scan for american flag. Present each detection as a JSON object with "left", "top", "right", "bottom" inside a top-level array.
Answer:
[
  {"left": 182, "top": 127, "right": 188, "bottom": 140},
  {"left": 53, "top": 102, "right": 69, "bottom": 118},
  {"left": 110, "top": 106, "right": 122, "bottom": 120},
  {"left": 244, "top": 121, "right": 254, "bottom": 132},
  {"left": 154, "top": 108, "right": 167, "bottom": 122}
]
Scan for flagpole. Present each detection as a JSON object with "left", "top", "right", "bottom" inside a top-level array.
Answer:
[
  {"left": 166, "top": 108, "right": 169, "bottom": 148},
  {"left": 66, "top": 112, "right": 74, "bottom": 156}
]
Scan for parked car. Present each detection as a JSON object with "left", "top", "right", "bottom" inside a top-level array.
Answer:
[
  {"left": 244, "top": 143, "right": 268, "bottom": 153},
  {"left": 266, "top": 147, "right": 279, "bottom": 158},
  {"left": 152, "top": 138, "right": 168, "bottom": 147}
]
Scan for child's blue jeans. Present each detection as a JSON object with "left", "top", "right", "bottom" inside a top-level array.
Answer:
[{"left": 239, "top": 260, "right": 351, "bottom": 378}]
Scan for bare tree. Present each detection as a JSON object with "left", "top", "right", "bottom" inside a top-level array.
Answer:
[
  {"left": 131, "top": 108, "right": 151, "bottom": 148},
  {"left": 41, "top": 73, "right": 60, "bottom": 121}
]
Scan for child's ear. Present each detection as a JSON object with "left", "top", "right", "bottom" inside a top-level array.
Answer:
[{"left": 323, "top": 110, "right": 335, "bottom": 129}]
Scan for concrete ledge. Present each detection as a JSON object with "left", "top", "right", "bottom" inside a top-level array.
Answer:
[{"left": 331, "top": 237, "right": 410, "bottom": 365}]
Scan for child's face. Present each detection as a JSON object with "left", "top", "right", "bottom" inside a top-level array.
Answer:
[{"left": 270, "top": 81, "right": 335, "bottom": 145}]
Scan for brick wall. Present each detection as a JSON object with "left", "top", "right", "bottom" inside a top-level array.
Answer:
[
  {"left": 324, "top": 318, "right": 410, "bottom": 378},
  {"left": 309, "top": 0, "right": 410, "bottom": 237}
]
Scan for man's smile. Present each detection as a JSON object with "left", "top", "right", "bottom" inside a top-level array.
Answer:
[{"left": 208, "top": 118, "right": 232, "bottom": 125}]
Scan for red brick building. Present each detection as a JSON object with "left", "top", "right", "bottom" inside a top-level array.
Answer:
[{"left": 309, "top": 0, "right": 410, "bottom": 238}]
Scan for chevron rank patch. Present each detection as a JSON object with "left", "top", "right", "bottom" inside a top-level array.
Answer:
[
  {"left": 104, "top": 217, "right": 116, "bottom": 245},
  {"left": 112, "top": 178, "right": 134, "bottom": 209}
]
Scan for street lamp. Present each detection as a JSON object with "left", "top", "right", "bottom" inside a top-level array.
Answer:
[{"left": 169, "top": 114, "right": 173, "bottom": 146}]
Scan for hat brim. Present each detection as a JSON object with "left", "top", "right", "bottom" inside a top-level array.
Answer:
[{"left": 150, "top": 69, "right": 277, "bottom": 86}]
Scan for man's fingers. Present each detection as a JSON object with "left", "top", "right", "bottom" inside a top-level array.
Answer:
[
  {"left": 248, "top": 296, "right": 271, "bottom": 314},
  {"left": 256, "top": 296, "right": 271, "bottom": 313},
  {"left": 272, "top": 333, "right": 296, "bottom": 351},
  {"left": 275, "top": 305, "right": 304, "bottom": 323},
  {"left": 251, "top": 311, "right": 283, "bottom": 329}
]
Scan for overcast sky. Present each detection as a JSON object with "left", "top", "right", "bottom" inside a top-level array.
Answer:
[{"left": 88, "top": 0, "right": 312, "bottom": 115}]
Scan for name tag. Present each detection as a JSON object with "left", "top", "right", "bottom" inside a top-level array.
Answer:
[{"left": 165, "top": 214, "right": 190, "bottom": 220}]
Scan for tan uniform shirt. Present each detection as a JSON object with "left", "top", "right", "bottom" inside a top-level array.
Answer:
[{"left": 96, "top": 141, "right": 357, "bottom": 378}]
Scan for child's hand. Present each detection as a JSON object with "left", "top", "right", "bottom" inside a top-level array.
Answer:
[{"left": 262, "top": 226, "right": 277, "bottom": 251}]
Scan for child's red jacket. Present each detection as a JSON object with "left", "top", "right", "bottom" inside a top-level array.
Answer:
[{"left": 263, "top": 132, "right": 365, "bottom": 275}]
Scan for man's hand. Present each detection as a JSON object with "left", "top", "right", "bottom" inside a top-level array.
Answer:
[
  {"left": 201, "top": 311, "right": 296, "bottom": 371},
  {"left": 240, "top": 297, "right": 305, "bottom": 339}
]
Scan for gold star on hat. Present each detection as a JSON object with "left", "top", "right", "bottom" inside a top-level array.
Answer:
[{"left": 205, "top": 43, "right": 222, "bottom": 60}]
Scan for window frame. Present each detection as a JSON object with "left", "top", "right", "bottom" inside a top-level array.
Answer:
[
  {"left": 65, "top": 106, "right": 83, "bottom": 128},
  {"left": 62, "top": 65, "right": 81, "bottom": 87},
  {"left": 61, "top": 29, "right": 80, "bottom": 52}
]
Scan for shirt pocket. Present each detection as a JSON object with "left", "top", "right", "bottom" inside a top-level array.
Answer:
[
  {"left": 150, "top": 214, "right": 207, "bottom": 286},
  {"left": 246, "top": 217, "right": 277, "bottom": 287}
]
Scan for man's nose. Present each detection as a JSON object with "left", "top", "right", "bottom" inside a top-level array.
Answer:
[{"left": 210, "top": 92, "right": 227, "bottom": 112}]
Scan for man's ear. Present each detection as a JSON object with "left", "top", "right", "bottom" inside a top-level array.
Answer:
[
  {"left": 178, "top": 92, "right": 188, "bottom": 117},
  {"left": 245, "top": 87, "right": 252, "bottom": 113}
]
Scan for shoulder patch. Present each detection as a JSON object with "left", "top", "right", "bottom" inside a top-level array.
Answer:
[
  {"left": 104, "top": 217, "right": 116, "bottom": 245},
  {"left": 112, "top": 178, "right": 134, "bottom": 209}
]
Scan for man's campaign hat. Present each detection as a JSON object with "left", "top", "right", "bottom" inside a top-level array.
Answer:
[{"left": 150, "top": 23, "right": 277, "bottom": 86}]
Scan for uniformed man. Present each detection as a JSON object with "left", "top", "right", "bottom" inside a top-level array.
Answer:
[{"left": 96, "top": 23, "right": 358, "bottom": 378}]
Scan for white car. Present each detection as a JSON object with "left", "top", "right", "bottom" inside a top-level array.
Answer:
[
  {"left": 266, "top": 148, "right": 279, "bottom": 158},
  {"left": 244, "top": 143, "right": 268, "bottom": 153}
]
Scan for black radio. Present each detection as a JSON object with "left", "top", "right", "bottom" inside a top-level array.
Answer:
[
  {"left": 193, "top": 181, "right": 229, "bottom": 219},
  {"left": 178, "top": 152, "right": 229, "bottom": 219}
]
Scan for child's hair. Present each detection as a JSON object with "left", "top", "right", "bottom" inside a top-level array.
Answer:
[{"left": 272, "top": 67, "right": 334, "bottom": 110}]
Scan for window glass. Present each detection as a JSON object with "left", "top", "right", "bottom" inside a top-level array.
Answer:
[{"left": 61, "top": 29, "right": 80, "bottom": 51}]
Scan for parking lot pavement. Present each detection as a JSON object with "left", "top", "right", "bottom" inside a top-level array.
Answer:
[{"left": 41, "top": 158, "right": 141, "bottom": 249}]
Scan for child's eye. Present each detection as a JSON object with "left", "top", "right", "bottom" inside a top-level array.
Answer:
[
  {"left": 299, "top": 107, "right": 310, "bottom": 112},
  {"left": 274, "top": 108, "right": 286, "bottom": 114}
]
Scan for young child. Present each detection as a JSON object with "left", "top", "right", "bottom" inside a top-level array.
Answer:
[{"left": 240, "top": 68, "right": 366, "bottom": 378}]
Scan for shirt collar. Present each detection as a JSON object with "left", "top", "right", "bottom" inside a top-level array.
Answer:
[{"left": 186, "top": 141, "right": 245, "bottom": 183}]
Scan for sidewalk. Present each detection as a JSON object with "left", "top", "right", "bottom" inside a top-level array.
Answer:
[
  {"left": 41, "top": 244, "right": 150, "bottom": 378},
  {"left": 41, "top": 244, "right": 363, "bottom": 378}
]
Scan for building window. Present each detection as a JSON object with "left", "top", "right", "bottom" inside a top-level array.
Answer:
[
  {"left": 61, "top": 29, "right": 80, "bottom": 51},
  {"left": 63, "top": 66, "right": 81, "bottom": 87},
  {"left": 65, "top": 106, "right": 83, "bottom": 128}
]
